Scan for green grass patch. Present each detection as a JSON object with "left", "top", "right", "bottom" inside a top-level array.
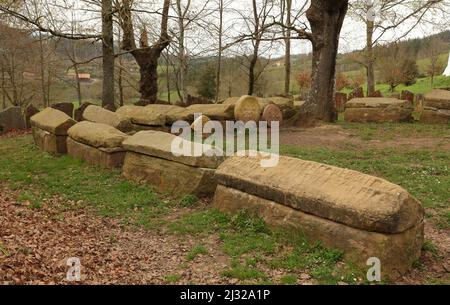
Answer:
[
  {"left": 186, "top": 245, "right": 209, "bottom": 261},
  {"left": 0, "top": 136, "right": 169, "bottom": 228},
  {"left": 280, "top": 274, "right": 298, "bottom": 285},
  {"left": 178, "top": 195, "right": 199, "bottom": 208},
  {"left": 164, "top": 274, "right": 182, "bottom": 284},
  {"left": 222, "top": 259, "right": 268, "bottom": 281}
]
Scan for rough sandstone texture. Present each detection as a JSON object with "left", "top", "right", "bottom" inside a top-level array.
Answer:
[
  {"left": 83, "top": 105, "right": 133, "bottom": 132},
  {"left": 32, "top": 127, "right": 68, "bottom": 154},
  {"left": 185, "top": 104, "right": 235, "bottom": 121},
  {"left": 122, "top": 131, "right": 223, "bottom": 196},
  {"left": 67, "top": 137, "right": 126, "bottom": 169},
  {"left": 234, "top": 95, "right": 261, "bottom": 123},
  {"left": 344, "top": 98, "right": 414, "bottom": 123},
  {"left": 213, "top": 185, "right": 424, "bottom": 279},
  {"left": 123, "top": 131, "right": 223, "bottom": 169},
  {"left": 30, "top": 107, "right": 76, "bottom": 136},
  {"left": 116, "top": 105, "right": 166, "bottom": 126},
  {"left": 145, "top": 104, "right": 194, "bottom": 124},
  {"left": 123, "top": 152, "right": 217, "bottom": 197},
  {"left": 68, "top": 121, "right": 128, "bottom": 149},
  {"left": 0, "top": 106, "right": 26, "bottom": 134},
  {"left": 214, "top": 155, "right": 424, "bottom": 234},
  {"left": 30, "top": 108, "right": 76, "bottom": 154},
  {"left": 262, "top": 104, "right": 283, "bottom": 127},
  {"left": 419, "top": 89, "right": 450, "bottom": 124}
]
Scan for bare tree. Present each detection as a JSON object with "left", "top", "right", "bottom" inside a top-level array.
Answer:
[
  {"left": 102, "top": 0, "right": 115, "bottom": 108},
  {"left": 349, "top": 0, "right": 448, "bottom": 96},
  {"left": 118, "top": 0, "right": 171, "bottom": 105},
  {"left": 425, "top": 37, "right": 446, "bottom": 85}
]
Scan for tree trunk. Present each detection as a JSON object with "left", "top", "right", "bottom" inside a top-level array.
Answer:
[
  {"left": 119, "top": 0, "right": 170, "bottom": 106},
  {"left": 248, "top": 53, "right": 258, "bottom": 96},
  {"left": 366, "top": 19, "right": 375, "bottom": 97},
  {"left": 305, "top": 0, "right": 348, "bottom": 122},
  {"left": 1, "top": 68, "right": 5, "bottom": 110},
  {"left": 73, "top": 64, "right": 82, "bottom": 106},
  {"left": 284, "top": 0, "right": 292, "bottom": 97},
  {"left": 102, "top": 0, "right": 115, "bottom": 108},
  {"left": 38, "top": 32, "right": 48, "bottom": 107},
  {"left": 215, "top": 0, "right": 224, "bottom": 103}
]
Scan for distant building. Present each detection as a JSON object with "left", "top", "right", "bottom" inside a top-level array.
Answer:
[
  {"left": 67, "top": 72, "right": 92, "bottom": 82},
  {"left": 444, "top": 52, "right": 450, "bottom": 77}
]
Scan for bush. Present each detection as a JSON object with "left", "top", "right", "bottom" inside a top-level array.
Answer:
[{"left": 401, "top": 59, "right": 419, "bottom": 86}]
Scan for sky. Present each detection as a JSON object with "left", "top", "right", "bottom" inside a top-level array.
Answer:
[{"left": 5, "top": 0, "right": 450, "bottom": 57}]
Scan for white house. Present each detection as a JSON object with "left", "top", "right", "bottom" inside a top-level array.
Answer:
[{"left": 444, "top": 51, "right": 450, "bottom": 77}]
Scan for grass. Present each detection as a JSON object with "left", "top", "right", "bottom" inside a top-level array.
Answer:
[
  {"left": 164, "top": 274, "right": 182, "bottom": 284},
  {"left": 1, "top": 127, "right": 448, "bottom": 284},
  {"left": 0, "top": 136, "right": 172, "bottom": 228},
  {"left": 186, "top": 245, "right": 209, "bottom": 261}
]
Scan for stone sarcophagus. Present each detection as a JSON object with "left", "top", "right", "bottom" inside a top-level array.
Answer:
[
  {"left": 67, "top": 121, "right": 128, "bottom": 169},
  {"left": 344, "top": 98, "right": 414, "bottom": 123},
  {"left": 212, "top": 154, "right": 424, "bottom": 279},
  {"left": 122, "top": 131, "right": 224, "bottom": 197},
  {"left": 30, "top": 107, "right": 76, "bottom": 155}
]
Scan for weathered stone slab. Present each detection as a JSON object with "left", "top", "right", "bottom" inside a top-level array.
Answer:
[
  {"left": 214, "top": 154, "right": 424, "bottom": 234},
  {"left": 213, "top": 185, "right": 424, "bottom": 279},
  {"left": 67, "top": 137, "right": 125, "bottom": 169},
  {"left": 423, "top": 89, "right": 450, "bottom": 110},
  {"left": 419, "top": 108, "right": 450, "bottom": 124},
  {"left": 234, "top": 95, "right": 261, "bottom": 123},
  {"left": 123, "top": 131, "right": 223, "bottom": 169},
  {"left": 345, "top": 98, "right": 413, "bottom": 122},
  {"left": 83, "top": 105, "right": 133, "bottom": 132},
  {"left": 0, "top": 106, "right": 26, "bottom": 134},
  {"left": 68, "top": 121, "right": 128, "bottom": 149},
  {"left": 23, "top": 104, "right": 40, "bottom": 129},
  {"left": 32, "top": 127, "right": 68, "bottom": 154},
  {"left": 145, "top": 104, "right": 193, "bottom": 124},
  {"left": 30, "top": 107, "right": 76, "bottom": 136},
  {"left": 51, "top": 102, "right": 74, "bottom": 118},
  {"left": 262, "top": 104, "right": 282, "bottom": 127},
  {"left": 184, "top": 104, "right": 235, "bottom": 121},
  {"left": 116, "top": 105, "right": 166, "bottom": 126},
  {"left": 122, "top": 151, "right": 217, "bottom": 197},
  {"left": 346, "top": 98, "right": 412, "bottom": 109}
]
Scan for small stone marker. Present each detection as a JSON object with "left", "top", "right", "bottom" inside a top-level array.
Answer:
[
  {"left": 262, "top": 104, "right": 283, "bottom": 127},
  {"left": 23, "top": 103, "right": 40, "bottom": 129},
  {"left": 0, "top": 106, "right": 26, "bottom": 134},
  {"left": 234, "top": 95, "right": 261, "bottom": 123}
]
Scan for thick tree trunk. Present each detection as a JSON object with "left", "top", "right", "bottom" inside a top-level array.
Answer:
[
  {"left": 305, "top": 0, "right": 348, "bottom": 122},
  {"left": 119, "top": 0, "right": 170, "bottom": 106},
  {"left": 248, "top": 53, "right": 258, "bottom": 96},
  {"left": 102, "top": 0, "right": 115, "bottom": 108},
  {"left": 134, "top": 50, "right": 160, "bottom": 105},
  {"left": 366, "top": 19, "right": 375, "bottom": 96}
]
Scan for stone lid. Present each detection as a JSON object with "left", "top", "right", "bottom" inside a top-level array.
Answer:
[
  {"left": 123, "top": 130, "right": 224, "bottom": 169},
  {"left": 83, "top": 105, "right": 133, "bottom": 132},
  {"left": 184, "top": 104, "right": 235, "bottom": 121},
  {"left": 68, "top": 121, "right": 128, "bottom": 149},
  {"left": 347, "top": 98, "right": 412, "bottom": 109},
  {"left": 215, "top": 154, "right": 424, "bottom": 234},
  {"left": 145, "top": 104, "right": 194, "bottom": 124},
  {"left": 30, "top": 107, "right": 76, "bottom": 136},
  {"left": 115, "top": 105, "right": 166, "bottom": 127},
  {"left": 423, "top": 89, "right": 450, "bottom": 110}
]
